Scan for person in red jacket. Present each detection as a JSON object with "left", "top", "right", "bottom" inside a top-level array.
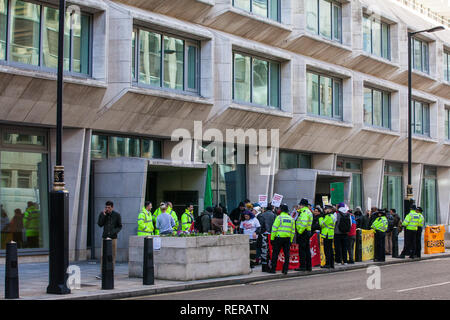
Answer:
[{"left": 346, "top": 210, "right": 357, "bottom": 264}]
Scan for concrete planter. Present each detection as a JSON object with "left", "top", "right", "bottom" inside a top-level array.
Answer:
[{"left": 128, "top": 235, "right": 251, "bottom": 281}]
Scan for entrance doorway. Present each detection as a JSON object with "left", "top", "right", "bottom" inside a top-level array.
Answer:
[{"left": 314, "top": 174, "right": 351, "bottom": 207}]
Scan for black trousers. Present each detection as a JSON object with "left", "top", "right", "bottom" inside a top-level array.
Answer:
[
  {"left": 404, "top": 229, "right": 417, "bottom": 258},
  {"left": 374, "top": 231, "right": 386, "bottom": 262},
  {"left": 415, "top": 227, "right": 422, "bottom": 258},
  {"left": 334, "top": 234, "right": 349, "bottom": 263},
  {"left": 297, "top": 231, "right": 312, "bottom": 271},
  {"left": 271, "top": 237, "right": 291, "bottom": 273},
  {"left": 323, "top": 237, "right": 334, "bottom": 268}
]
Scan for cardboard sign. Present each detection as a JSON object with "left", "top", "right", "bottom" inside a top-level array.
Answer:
[
  {"left": 424, "top": 225, "right": 446, "bottom": 254},
  {"left": 322, "top": 196, "right": 329, "bottom": 207},
  {"left": 361, "top": 230, "right": 375, "bottom": 261},
  {"left": 258, "top": 195, "right": 268, "bottom": 208},
  {"left": 271, "top": 193, "right": 283, "bottom": 207}
]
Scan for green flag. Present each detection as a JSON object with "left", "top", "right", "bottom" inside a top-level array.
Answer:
[
  {"left": 204, "top": 164, "right": 213, "bottom": 208},
  {"left": 330, "top": 182, "right": 344, "bottom": 205}
]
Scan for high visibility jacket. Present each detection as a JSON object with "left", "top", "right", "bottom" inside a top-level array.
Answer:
[
  {"left": 402, "top": 210, "right": 421, "bottom": 231},
  {"left": 417, "top": 212, "right": 424, "bottom": 228},
  {"left": 371, "top": 216, "right": 388, "bottom": 232},
  {"left": 168, "top": 207, "right": 179, "bottom": 232},
  {"left": 296, "top": 207, "right": 313, "bottom": 235},
  {"left": 271, "top": 212, "right": 295, "bottom": 242},
  {"left": 24, "top": 205, "right": 40, "bottom": 237},
  {"left": 181, "top": 209, "right": 194, "bottom": 232},
  {"left": 137, "top": 207, "right": 154, "bottom": 236},
  {"left": 319, "top": 213, "right": 336, "bottom": 239}
]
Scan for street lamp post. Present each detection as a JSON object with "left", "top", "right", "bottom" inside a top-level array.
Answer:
[
  {"left": 405, "top": 26, "right": 445, "bottom": 217},
  {"left": 47, "top": 0, "right": 70, "bottom": 295}
]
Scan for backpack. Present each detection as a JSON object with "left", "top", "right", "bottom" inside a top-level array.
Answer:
[
  {"left": 338, "top": 212, "right": 351, "bottom": 233},
  {"left": 386, "top": 213, "right": 395, "bottom": 232}
]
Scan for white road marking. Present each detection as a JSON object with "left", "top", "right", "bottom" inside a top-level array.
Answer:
[
  {"left": 396, "top": 281, "right": 450, "bottom": 293},
  {"left": 348, "top": 297, "right": 363, "bottom": 300}
]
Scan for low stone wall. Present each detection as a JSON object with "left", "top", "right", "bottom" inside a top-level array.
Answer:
[{"left": 129, "top": 235, "right": 250, "bottom": 281}]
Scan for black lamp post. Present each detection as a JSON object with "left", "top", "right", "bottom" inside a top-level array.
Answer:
[
  {"left": 47, "top": 0, "right": 70, "bottom": 295},
  {"left": 405, "top": 25, "right": 445, "bottom": 217}
]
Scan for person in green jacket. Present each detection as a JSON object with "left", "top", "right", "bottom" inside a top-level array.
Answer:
[
  {"left": 181, "top": 203, "right": 195, "bottom": 233},
  {"left": 269, "top": 204, "right": 295, "bottom": 275},
  {"left": 167, "top": 202, "right": 179, "bottom": 234},
  {"left": 137, "top": 201, "right": 154, "bottom": 236},
  {"left": 319, "top": 205, "right": 336, "bottom": 269},
  {"left": 24, "top": 201, "right": 40, "bottom": 248},
  {"left": 400, "top": 205, "right": 421, "bottom": 259},
  {"left": 295, "top": 198, "right": 313, "bottom": 272},
  {"left": 371, "top": 210, "right": 388, "bottom": 262}
]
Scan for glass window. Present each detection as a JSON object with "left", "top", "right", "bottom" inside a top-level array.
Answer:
[
  {"left": 142, "top": 139, "right": 162, "bottom": 159},
  {"left": 0, "top": 0, "right": 7, "bottom": 60},
  {"left": 10, "top": 0, "right": 40, "bottom": 66},
  {"left": 307, "top": 71, "right": 342, "bottom": 120},
  {"left": 91, "top": 134, "right": 107, "bottom": 159},
  {"left": 363, "top": 16, "right": 390, "bottom": 60},
  {"left": 412, "top": 37, "right": 429, "bottom": 74},
  {"left": 382, "top": 175, "right": 403, "bottom": 215},
  {"left": 233, "top": 0, "right": 280, "bottom": 22},
  {"left": 71, "top": 13, "right": 90, "bottom": 74},
  {"left": 445, "top": 108, "right": 449, "bottom": 140},
  {"left": 234, "top": 0, "right": 250, "bottom": 11},
  {"left": 350, "top": 173, "right": 362, "bottom": 211},
  {"left": 139, "top": 30, "right": 161, "bottom": 86},
  {"left": 381, "top": 23, "right": 389, "bottom": 59},
  {"left": 0, "top": 151, "right": 49, "bottom": 250},
  {"left": 132, "top": 29, "right": 136, "bottom": 80},
  {"left": 363, "top": 16, "right": 371, "bottom": 53},
  {"left": 372, "top": 20, "right": 381, "bottom": 57},
  {"left": 412, "top": 100, "right": 430, "bottom": 136},
  {"left": 306, "top": 0, "right": 341, "bottom": 42},
  {"left": 233, "top": 52, "right": 280, "bottom": 108},
  {"left": 253, "top": 0, "right": 268, "bottom": 18},
  {"left": 163, "top": 36, "right": 184, "bottom": 90},
  {"left": 364, "top": 87, "right": 391, "bottom": 129},
  {"left": 279, "top": 151, "right": 311, "bottom": 169},
  {"left": 269, "top": 0, "right": 279, "bottom": 21},
  {"left": 42, "top": 7, "right": 70, "bottom": 71},
  {"left": 108, "top": 136, "right": 140, "bottom": 158},
  {"left": 444, "top": 51, "right": 449, "bottom": 82},
  {"left": 187, "top": 45, "right": 197, "bottom": 91},
  {"left": 3, "top": 132, "right": 45, "bottom": 146},
  {"left": 422, "top": 166, "right": 437, "bottom": 225}
]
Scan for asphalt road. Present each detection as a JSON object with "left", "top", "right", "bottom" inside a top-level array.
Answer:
[{"left": 131, "top": 257, "right": 450, "bottom": 300}]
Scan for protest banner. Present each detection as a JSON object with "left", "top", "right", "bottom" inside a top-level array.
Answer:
[
  {"left": 268, "top": 237, "right": 300, "bottom": 270},
  {"left": 361, "top": 229, "right": 375, "bottom": 261},
  {"left": 424, "top": 225, "right": 446, "bottom": 254},
  {"left": 310, "top": 232, "right": 321, "bottom": 267},
  {"left": 271, "top": 193, "right": 283, "bottom": 207}
]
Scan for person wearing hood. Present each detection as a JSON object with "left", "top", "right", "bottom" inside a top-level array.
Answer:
[{"left": 334, "top": 202, "right": 352, "bottom": 265}]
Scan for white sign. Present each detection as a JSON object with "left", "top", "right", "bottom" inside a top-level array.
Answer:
[
  {"left": 271, "top": 193, "right": 283, "bottom": 207},
  {"left": 258, "top": 195, "right": 268, "bottom": 208},
  {"left": 153, "top": 236, "right": 161, "bottom": 251},
  {"left": 367, "top": 197, "right": 372, "bottom": 212},
  {"left": 322, "top": 196, "right": 329, "bottom": 207}
]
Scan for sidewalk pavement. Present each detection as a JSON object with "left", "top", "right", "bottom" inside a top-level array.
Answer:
[{"left": 1, "top": 248, "right": 449, "bottom": 300}]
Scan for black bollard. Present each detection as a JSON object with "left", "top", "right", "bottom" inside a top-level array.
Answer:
[
  {"left": 392, "top": 227, "right": 399, "bottom": 258},
  {"left": 143, "top": 237, "right": 154, "bottom": 285},
  {"left": 102, "top": 238, "right": 114, "bottom": 290},
  {"left": 355, "top": 228, "right": 362, "bottom": 262},
  {"left": 5, "top": 241, "right": 19, "bottom": 299}
]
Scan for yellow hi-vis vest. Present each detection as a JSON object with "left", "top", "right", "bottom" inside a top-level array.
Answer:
[
  {"left": 319, "top": 213, "right": 336, "bottom": 239},
  {"left": 181, "top": 209, "right": 194, "bottom": 232},
  {"left": 296, "top": 207, "right": 313, "bottom": 235},
  {"left": 371, "top": 216, "right": 388, "bottom": 232},
  {"left": 137, "top": 207, "right": 154, "bottom": 236},
  {"left": 24, "top": 205, "right": 40, "bottom": 237},
  {"left": 271, "top": 212, "right": 295, "bottom": 242},
  {"left": 403, "top": 210, "right": 421, "bottom": 231}
]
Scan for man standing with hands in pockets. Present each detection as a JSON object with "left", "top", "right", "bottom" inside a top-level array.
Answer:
[{"left": 96, "top": 200, "right": 122, "bottom": 279}]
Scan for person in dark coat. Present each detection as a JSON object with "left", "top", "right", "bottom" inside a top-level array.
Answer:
[{"left": 229, "top": 202, "right": 245, "bottom": 230}]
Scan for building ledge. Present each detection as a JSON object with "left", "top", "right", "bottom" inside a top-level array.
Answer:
[
  {"left": 391, "top": 68, "right": 438, "bottom": 91},
  {"left": 129, "top": 86, "right": 214, "bottom": 106},
  {"left": 302, "top": 115, "right": 353, "bottom": 128},
  {"left": 429, "top": 81, "right": 450, "bottom": 100},
  {"left": 229, "top": 103, "right": 293, "bottom": 119},
  {"left": 282, "top": 32, "right": 352, "bottom": 65},
  {"left": 361, "top": 126, "right": 401, "bottom": 137},
  {"left": 412, "top": 135, "right": 438, "bottom": 143},
  {"left": 346, "top": 52, "right": 400, "bottom": 79}
]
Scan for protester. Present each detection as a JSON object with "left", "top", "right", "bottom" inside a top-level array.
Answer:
[
  {"left": 240, "top": 210, "right": 261, "bottom": 268},
  {"left": 211, "top": 206, "right": 224, "bottom": 235},
  {"left": 385, "top": 208, "right": 395, "bottom": 255},
  {"left": 201, "top": 206, "right": 214, "bottom": 234},
  {"left": 347, "top": 210, "right": 356, "bottom": 264},
  {"left": 230, "top": 202, "right": 245, "bottom": 229},
  {"left": 334, "top": 203, "right": 351, "bottom": 265},
  {"left": 311, "top": 206, "right": 322, "bottom": 234}
]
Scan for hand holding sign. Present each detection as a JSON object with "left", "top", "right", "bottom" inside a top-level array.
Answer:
[
  {"left": 258, "top": 195, "right": 268, "bottom": 208},
  {"left": 271, "top": 193, "right": 283, "bottom": 207}
]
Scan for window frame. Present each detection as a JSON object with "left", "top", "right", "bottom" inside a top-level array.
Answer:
[
  {"left": 132, "top": 25, "right": 201, "bottom": 95},
  {"left": 445, "top": 107, "right": 450, "bottom": 141},
  {"left": 0, "top": 0, "right": 93, "bottom": 78},
  {"left": 306, "top": 0, "right": 342, "bottom": 43},
  {"left": 444, "top": 50, "right": 450, "bottom": 82},
  {"left": 278, "top": 150, "right": 312, "bottom": 170},
  {"left": 232, "top": 0, "right": 281, "bottom": 22},
  {"left": 306, "top": 70, "right": 343, "bottom": 121},
  {"left": 362, "top": 15, "right": 391, "bottom": 60},
  {"left": 412, "top": 99, "right": 430, "bottom": 137},
  {"left": 363, "top": 86, "right": 391, "bottom": 130},
  {"left": 232, "top": 50, "right": 281, "bottom": 109},
  {"left": 383, "top": 162, "right": 403, "bottom": 215},
  {"left": 411, "top": 37, "right": 429, "bottom": 74}
]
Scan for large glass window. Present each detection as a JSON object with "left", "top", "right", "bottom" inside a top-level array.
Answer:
[
  {"left": 233, "top": 0, "right": 280, "bottom": 22},
  {"left": 422, "top": 166, "right": 437, "bottom": 225},
  {"left": 336, "top": 157, "right": 363, "bottom": 210},
  {"left": 307, "top": 71, "right": 342, "bottom": 120},
  {"left": 412, "top": 37, "right": 429, "bottom": 74},
  {"left": 412, "top": 100, "right": 430, "bottom": 136},
  {"left": 134, "top": 27, "right": 199, "bottom": 93},
  {"left": 362, "top": 16, "right": 390, "bottom": 60},
  {"left": 363, "top": 87, "right": 391, "bottom": 129},
  {"left": 1, "top": 0, "right": 91, "bottom": 75},
  {"left": 0, "top": 129, "right": 49, "bottom": 251},
  {"left": 91, "top": 134, "right": 162, "bottom": 160},
  {"left": 382, "top": 162, "right": 403, "bottom": 216},
  {"left": 445, "top": 108, "right": 449, "bottom": 140},
  {"left": 305, "top": 0, "right": 342, "bottom": 42},
  {"left": 444, "top": 51, "right": 449, "bottom": 82},
  {"left": 279, "top": 151, "right": 311, "bottom": 169},
  {"left": 233, "top": 52, "right": 280, "bottom": 109}
]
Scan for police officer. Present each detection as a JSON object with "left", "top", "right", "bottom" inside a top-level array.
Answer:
[
  {"left": 415, "top": 207, "right": 425, "bottom": 258},
  {"left": 269, "top": 204, "right": 295, "bottom": 275},
  {"left": 400, "top": 205, "right": 421, "bottom": 259},
  {"left": 295, "top": 199, "right": 313, "bottom": 272},
  {"left": 319, "top": 205, "right": 336, "bottom": 269},
  {"left": 137, "top": 201, "right": 154, "bottom": 236},
  {"left": 181, "top": 203, "right": 195, "bottom": 233},
  {"left": 371, "top": 210, "right": 388, "bottom": 262}
]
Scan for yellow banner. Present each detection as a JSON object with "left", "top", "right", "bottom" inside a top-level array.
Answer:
[
  {"left": 361, "top": 229, "right": 375, "bottom": 261},
  {"left": 319, "top": 237, "right": 335, "bottom": 266},
  {"left": 424, "top": 225, "right": 446, "bottom": 254}
]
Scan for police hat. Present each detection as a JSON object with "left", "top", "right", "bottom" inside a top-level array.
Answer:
[
  {"left": 299, "top": 198, "right": 309, "bottom": 206},
  {"left": 280, "top": 203, "right": 289, "bottom": 213}
]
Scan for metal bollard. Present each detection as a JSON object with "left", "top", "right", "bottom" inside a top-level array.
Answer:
[
  {"left": 392, "top": 227, "right": 399, "bottom": 258},
  {"left": 143, "top": 237, "right": 154, "bottom": 285},
  {"left": 355, "top": 229, "right": 362, "bottom": 262},
  {"left": 101, "top": 238, "right": 114, "bottom": 290},
  {"left": 5, "top": 241, "right": 19, "bottom": 299}
]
